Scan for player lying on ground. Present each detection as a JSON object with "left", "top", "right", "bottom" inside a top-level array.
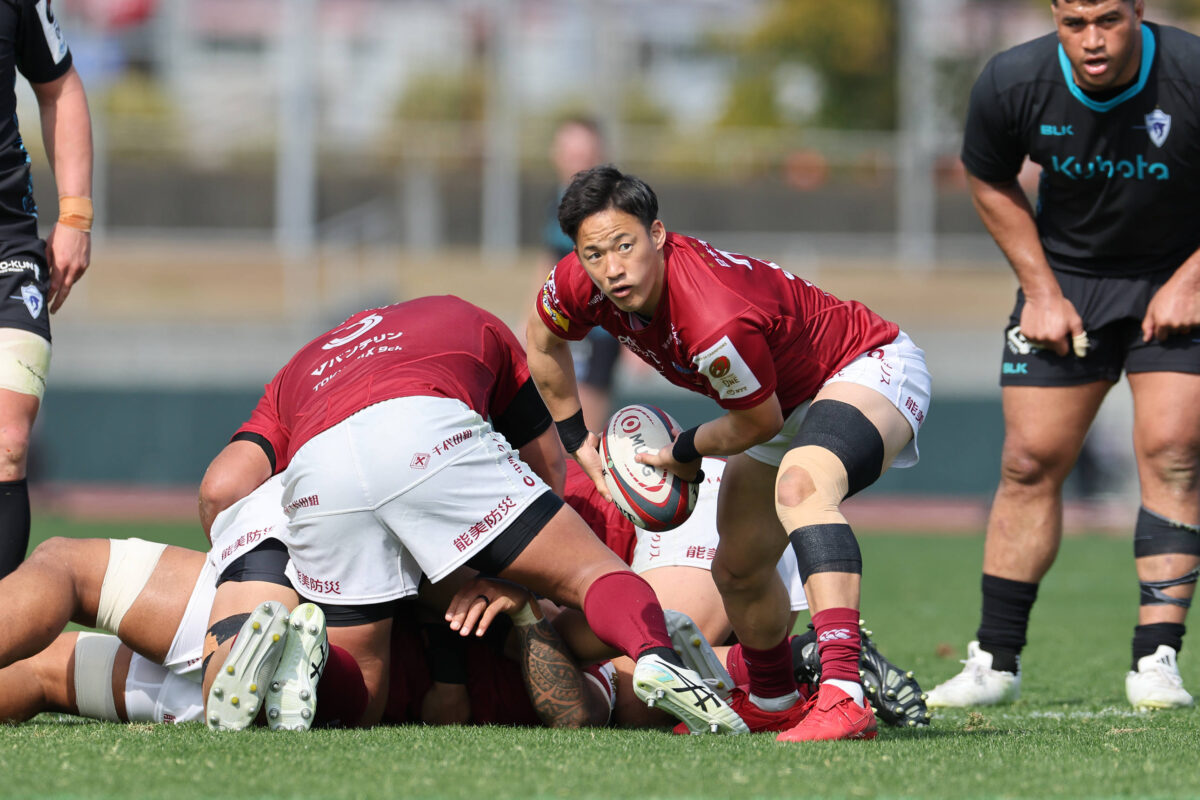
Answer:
[
  {"left": 557, "top": 456, "right": 928, "bottom": 729},
  {"left": 0, "top": 514, "right": 611, "bottom": 728},
  {"left": 199, "top": 296, "right": 744, "bottom": 733}
]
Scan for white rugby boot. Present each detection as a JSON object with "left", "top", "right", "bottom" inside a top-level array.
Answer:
[
  {"left": 925, "top": 641, "right": 1020, "bottom": 708},
  {"left": 1126, "top": 645, "right": 1194, "bottom": 711},
  {"left": 663, "top": 609, "right": 734, "bottom": 699},
  {"left": 632, "top": 652, "right": 748, "bottom": 734},
  {"left": 266, "top": 603, "right": 329, "bottom": 731},
  {"left": 206, "top": 601, "right": 290, "bottom": 731}
]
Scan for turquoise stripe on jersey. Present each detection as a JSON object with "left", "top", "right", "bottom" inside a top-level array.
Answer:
[{"left": 1057, "top": 25, "right": 1154, "bottom": 112}]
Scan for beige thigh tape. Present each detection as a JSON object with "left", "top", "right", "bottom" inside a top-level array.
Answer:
[
  {"left": 97, "top": 538, "right": 167, "bottom": 634},
  {"left": 73, "top": 632, "right": 121, "bottom": 722},
  {"left": 0, "top": 328, "right": 49, "bottom": 400}
]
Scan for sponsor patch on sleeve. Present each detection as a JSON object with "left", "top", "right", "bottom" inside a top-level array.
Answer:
[
  {"left": 693, "top": 336, "right": 761, "bottom": 401},
  {"left": 539, "top": 276, "right": 570, "bottom": 334}
]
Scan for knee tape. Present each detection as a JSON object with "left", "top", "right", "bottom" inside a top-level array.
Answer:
[
  {"left": 73, "top": 632, "right": 121, "bottom": 722},
  {"left": 1134, "top": 507, "right": 1200, "bottom": 558},
  {"left": 776, "top": 446, "right": 849, "bottom": 531},
  {"left": 791, "top": 400, "right": 885, "bottom": 498},
  {"left": 97, "top": 538, "right": 167, "bottom": 634},
  {"left": 788, "top": 524, "right": 862, "bottom": 583}
]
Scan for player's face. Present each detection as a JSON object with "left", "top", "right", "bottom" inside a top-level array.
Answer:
[
  {"left": 552, "top": 124, "right": 604, "bottom": 184},
  {"left": 575, "top": 208, "right": 667, "bottom": 315},
  {"left": 1052, "top": 0, "right": 1144, "bottom": 91}
]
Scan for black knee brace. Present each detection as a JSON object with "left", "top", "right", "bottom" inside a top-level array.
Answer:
[
  {"left": 1135, "top": 507, "right": 1200, "bottom": 608},
  {"left": 789, "top": 523, "right": 862, "bottom": 583},
  {"left": 791, "top": 400, "right": 885, "bottom": 498}
]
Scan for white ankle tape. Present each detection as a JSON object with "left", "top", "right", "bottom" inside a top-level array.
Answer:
[
  {"left": 73, "top": 632, "right": 121, "bottom": 721},
  {"left": 97, "top": 538, "right": 167, "bottom": 634}
]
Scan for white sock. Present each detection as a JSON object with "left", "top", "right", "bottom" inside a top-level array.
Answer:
[
  {"left": 825, "top": 679, "right": 865, "bottom": 707},
  {"left": 749, "top": 690, "right": 799, "bottom": 712}
]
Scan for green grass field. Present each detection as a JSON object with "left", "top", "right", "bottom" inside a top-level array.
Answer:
[{"left": 2, "top": 518, "right": 1197, "bottom": 799}]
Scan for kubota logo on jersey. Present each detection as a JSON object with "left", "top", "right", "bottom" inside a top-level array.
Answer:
[{"left": 1050, "top": 154, "right": 1169, "bottom": 181}]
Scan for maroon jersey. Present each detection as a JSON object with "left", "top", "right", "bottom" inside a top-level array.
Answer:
[
  {"left": 238, "top": 295, "right": 530, "bottom": 472},
  {"left": 563, "top": 460, "right": 637, "bottom": 565},
  {"left": 536, "top": 233, "right": 898, "bottom": 414},
  {"left": 383, "top": 617, "right": 540, "bottom": 726}
]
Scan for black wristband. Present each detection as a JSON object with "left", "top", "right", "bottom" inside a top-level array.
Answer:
[
  {"left": 672, "top": 426, "right": 702, "bottom": 464},
  {"left": 555, "top": 409, "right": 589, "bottom": 454},
  {"left": 686, "top": 468, "right": 706, "bottom": 485}
]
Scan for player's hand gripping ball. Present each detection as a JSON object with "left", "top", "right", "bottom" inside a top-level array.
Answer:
[{"left": 599, "top": 404, "right": 699, "bottom": 531}]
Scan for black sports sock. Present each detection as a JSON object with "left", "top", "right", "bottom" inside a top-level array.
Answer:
[
  {"left": 976, "top": 573, "right": 1039, "bottom": 673},
  {"left": 0, "top": 478, "right": 29, "bottom": 579},
  {"left": 640, "top": 645, "right": 685, "bottom": 668},
  {"left": 1131, "top": 623, "right": 1185, "bottom": 670}
]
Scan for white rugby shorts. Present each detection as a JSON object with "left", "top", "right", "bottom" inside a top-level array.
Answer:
[
  {"left": 124, "top": 653, "right": 204, "bottom": 724},
  {"left": 161, "top": 557, "right": 217, "bottom": 679},
  {"left": 281, "top": 396, "right": 552, "bottom": 605},
  {"left": 208, "top": 473, "right": 289, "bottom": 579},
  {"left": 629, "top": 458, "right": 807, "bottom": 611},
  {"left": 747, "top": 330, "right": 931, "bottom": 468}
]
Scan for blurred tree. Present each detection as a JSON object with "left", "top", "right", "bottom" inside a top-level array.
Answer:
[
  {"left": 717, "top": 0, "right": 897, "bottom": 130},
  {"left": 394, "top": 69, "right": 487, "bottom": 123}
]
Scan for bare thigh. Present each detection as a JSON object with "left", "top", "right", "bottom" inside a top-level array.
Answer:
[
  {"left": 116, "top": 546, "right": 205, "bottom": 663},
  {"left": 499, "top": 505, "right": 630, "bottom": 609},
  {"left": 715, "top": 455, "right": 786, "bottom": 577}
]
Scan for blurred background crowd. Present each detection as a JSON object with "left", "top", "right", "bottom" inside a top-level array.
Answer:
[{"left": 27, "top": 0, "right": 1200, "bottom": 520}]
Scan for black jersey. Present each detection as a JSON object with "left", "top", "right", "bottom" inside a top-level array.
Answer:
[
  {"left": 962, "top": 22, "right": 1200, "bottom": 277},
  {"left": 0, "top": 0, "right": 70, "bottom": 251}
]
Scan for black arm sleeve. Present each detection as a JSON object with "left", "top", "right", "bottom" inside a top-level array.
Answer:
[
  {"left": 230, "top": 431, "right": 278, "bottom": 474},
  {"left": 16, "top": 0, "right": 72, "bottom": 84},
  {"left": 492, "top": 379, "right": 553, "bottom": 449},
  {"left": 961, "top": 57, "right": 1026, "bottom": 183}
]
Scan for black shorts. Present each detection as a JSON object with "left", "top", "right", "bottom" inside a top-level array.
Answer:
[
  {"left": 0, "top": 246, "right": 49, "bottom": 341},
  {"left": 1000, "top": 267, "right": 1200, "bottom": 386}
]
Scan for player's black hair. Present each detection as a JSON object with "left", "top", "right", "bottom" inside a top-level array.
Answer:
[{"left": 557, "top": 164, "right": 659, "bottom": 243}]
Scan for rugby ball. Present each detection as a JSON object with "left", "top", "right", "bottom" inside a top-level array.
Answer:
[{"left": 600, "top": 404, "right": 699, "bottom": 531}]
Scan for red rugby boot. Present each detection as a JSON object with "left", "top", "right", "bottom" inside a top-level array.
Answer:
[
  {"left": 776, "top": 684, "right": 877, "bottom": 742},
  {"left": 673, "top": 688, "right": 808, "bottom": 735}
]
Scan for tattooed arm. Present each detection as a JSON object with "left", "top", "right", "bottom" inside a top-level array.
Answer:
[
  {"left": 444, "top": 577, "right": 606, "bottom": 728},
  {"left": 512, "top": 608, "right": 594, "bottom": 728}
]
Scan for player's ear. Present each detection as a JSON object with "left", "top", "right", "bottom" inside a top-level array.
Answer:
[{"left": 650, "top": 219, "right": 667, "bottom": 250}]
